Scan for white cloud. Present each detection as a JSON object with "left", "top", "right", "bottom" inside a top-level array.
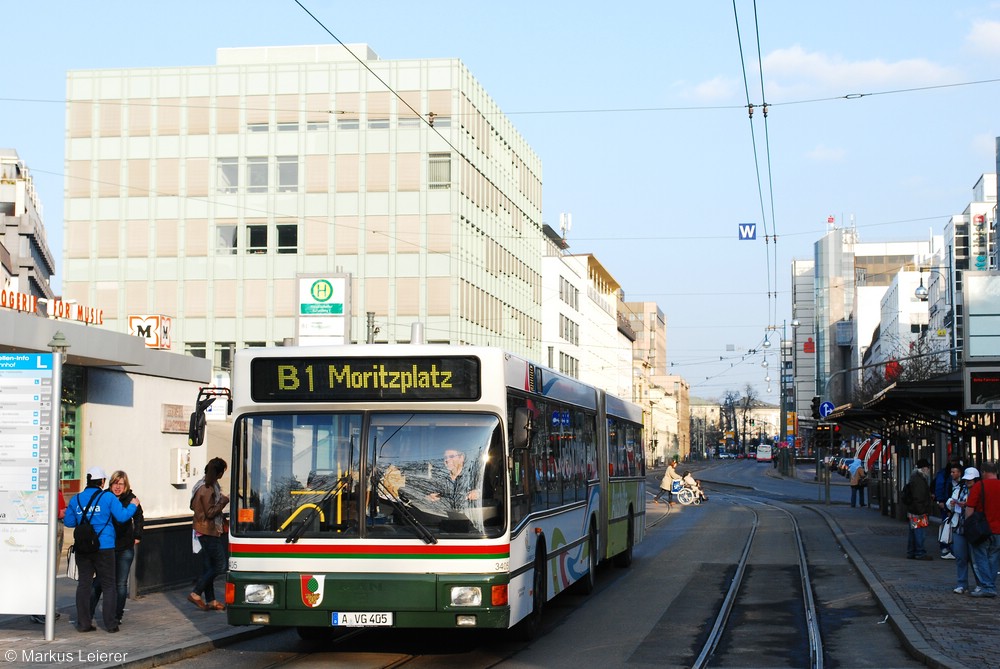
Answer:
[
  {"left": 760, "top": 45, "right": 958, "bottom": 99},
  {"left": 679, "top": 76, "right": 739, "bottom": 102},
  {"left": 966, "top": 19, "right": 1000, "bottom": 56},
  {"left": 805, "top": 144, "right": 846, "bottom": 162}
]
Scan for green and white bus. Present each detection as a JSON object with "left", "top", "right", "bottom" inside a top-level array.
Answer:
[{"left": 203, "top": 344, "right": 645, "bottom": 638}]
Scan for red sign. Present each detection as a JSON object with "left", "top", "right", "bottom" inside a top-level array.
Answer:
[{"left": 803, "top": 337, "right": 815, "bottom": 354}]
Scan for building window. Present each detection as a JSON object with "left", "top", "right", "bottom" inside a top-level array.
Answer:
[
  {"left": 246, "top": 224, "right": 267, "bottom": 254},
  {"left": 216, "top": 225, "right": 237, "bottom": 255},
  {"left": 368, "top": 118, "right": 390, "bottom": 129},
  {"left": 276, "top": 224, "right": 298, "bottom": 254},
  {"left": 245, "top": 341, "right": 266, "bottom": 348},
  {"left": 277, "top": 156, "right": 298, "bottom": 192},
  {"left": 336, "top": 118, "right": 359, "bottom": 130},
  {"left": 559, "top": 314, "right": 579, "bottom": 346},
  {"left": 214, "top": 342, "right": 236, "bottom": 371},
  {"left": 277, "top": 122, "right": 298, "bottom": 132},
  {"left": 247, "top": 157, "right": 268, "bottom": 193},
  {"left": 306, "top": 121, "right": 328, "bottom": 131},
  {"left": 185, "top": 343, "right": 206, "bottom": 358},
  {"left": 247, "top": 123, "right": 269, "bottom": 133},
  {"left": 398, "top": 117, "right": 421, "bottom": 128},
  {"left": 217, "top": 158, "right": 238, "bottom": 193},
  {"left": 429, "top": 153, "right": 451, "bottom": 189},
  {"left": 432, "top": 116, "right": 451, "bottom": 128}
]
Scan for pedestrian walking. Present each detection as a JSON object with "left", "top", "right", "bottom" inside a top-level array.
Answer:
[
  {"left": 652, "top": 458, "right": 683, "bottom": 507},
  {"left": 936, "top": 462, "right": 959, "bottom": 558},
  {"left": 903, "top": 458, "right": 934, "bottom": 560},
  {"left": 189, "top": 458, "right": 230, "bottom": 612},
  {"left": 850, "top": 461, "right": 867, "bottom": 508},
  {"left": 946, "top": 467, "right": 980, "bottom": 594},
  {"left": 965, "top": 460, "right": 1000, "bottom": 598}
]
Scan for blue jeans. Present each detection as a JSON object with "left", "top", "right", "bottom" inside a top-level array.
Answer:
[
  {"left": 907, "top": 524, "right": 928, "bottom": 558},
  {"left": 193, "top": 535, "right": 227, "bottom": 603},
  {"left": 970, "top": 534, "right": 1000, "bottom": 594},
  {"left": 952, "top": 532, "right": 976, "bottom": 590},
  {"left": 851, "top": 485, "right": 866, "bottom": 507},
  {"left": 90, "top": 547, "right": 134, "bottom": 621}
]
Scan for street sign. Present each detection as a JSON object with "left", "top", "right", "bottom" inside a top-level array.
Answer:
[{"left": 819, "top": 401, "right": 835, "bottom": 418}]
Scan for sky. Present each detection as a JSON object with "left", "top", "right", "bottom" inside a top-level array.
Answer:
[{"left": 3, "top": 1, "right": 1000, "bottom": 402}]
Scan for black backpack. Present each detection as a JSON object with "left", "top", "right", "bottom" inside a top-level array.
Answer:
[{"left": 73, "top": 491, "right": 107, "bottom": 554}]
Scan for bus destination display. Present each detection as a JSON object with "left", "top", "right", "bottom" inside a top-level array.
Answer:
[{"left": 250, "top": 356, "right": 481, "bottom": 402}]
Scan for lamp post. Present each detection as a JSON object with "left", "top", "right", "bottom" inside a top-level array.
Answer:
[
  {"left": 45, "top": 331, "right": 69, "bottom": 641},
  {"left": 767, "top": 320, "right": 799, "bottom": 474}
]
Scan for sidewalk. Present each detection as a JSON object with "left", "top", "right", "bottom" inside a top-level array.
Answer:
[
  {"left": 762, "top": 465, "right": 992, "bottom": 669},
  {"left": 0, "top": 571, "right": 266, "bottom": 669}
]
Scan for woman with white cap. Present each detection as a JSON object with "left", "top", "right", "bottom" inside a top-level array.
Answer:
[
  {"left": 946, "top": 466, "right": 981, "bottom": 594},
  {"left": 64, "top": 466, "right": 140, "bottom": 633}
]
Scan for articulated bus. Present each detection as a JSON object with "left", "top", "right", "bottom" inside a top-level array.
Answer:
[{"left": 200, "top": 345, "right": 645, "bottom": 638}]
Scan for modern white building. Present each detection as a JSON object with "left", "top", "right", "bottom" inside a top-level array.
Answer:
[
  {"left": 1, "top": 150, "right": 55, "bottom": 299},
  {"left": 63, "top": 44, "right": 545, "bottom": 368}
]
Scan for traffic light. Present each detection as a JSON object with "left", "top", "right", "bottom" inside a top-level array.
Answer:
[{"left": 811, "top": 395, "right": 821, "bottom": 420}]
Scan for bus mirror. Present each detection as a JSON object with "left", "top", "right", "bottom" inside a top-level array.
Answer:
[
  {"left": 187, "top": 388, "right": 231, "bottom": 446},
  {"left": 511, "top": 407, "right": 533, "bottom": 450},
  {"left": 188, "top": 410, "right": 207, "bottom": 447}
]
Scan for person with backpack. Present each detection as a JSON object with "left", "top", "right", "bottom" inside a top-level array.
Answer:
[
  {"left": 88, "top": 470, "right": 144, "bottom": 626},
  {"left": 64, "top": 467, "right": 140, "bottom": 633}
]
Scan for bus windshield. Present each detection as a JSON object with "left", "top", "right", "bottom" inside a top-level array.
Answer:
[{"left": 233, "top": 411, "right": 506, "bottom": 541}]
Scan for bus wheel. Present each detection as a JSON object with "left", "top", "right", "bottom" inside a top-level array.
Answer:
[
  {"left": 613, "top": 508, "right": 634, "bottom": 568},
  {"left": 513, "top": 540, "right": 547, "bottom": 641},
  {"left": 573, "top": 520, "right": 598, "bottom": 595}
]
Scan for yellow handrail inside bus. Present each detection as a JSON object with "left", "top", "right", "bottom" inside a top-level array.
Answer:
[{"left": 279, "top": 503, "right": 326, "bottom": 532}]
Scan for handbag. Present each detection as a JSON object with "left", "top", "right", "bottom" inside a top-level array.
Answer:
[
  {"left": 66, "top": 545, "right": 79, "bottom": 580},
  {"left": 192, "top": 529, "right": 203, "bottom": 554},
  {"left": 908, "top": 513, "right": 929, "bottom": 529},
  {"left": 965, "top": 481, "right": 992, "bottom": 545},
  {"left": 938, "top": 520, "right": 953, "bottom": 544}
]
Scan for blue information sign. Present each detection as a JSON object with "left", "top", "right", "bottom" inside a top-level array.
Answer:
[{"left": 819, "top": 401, "right": 835, "bottom": 418}]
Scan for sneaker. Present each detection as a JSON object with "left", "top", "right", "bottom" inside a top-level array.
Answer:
[
  {"left": 970, "top": 589, "right": 997, "bottom": 598},
  {"left": 941, "top": 552, "right": 956, "bottom": 560},
  {"left": 954, "top": 586, "right": 967, "bottom": 594},
  {"left": 915, "top": 555, "right": 933, "bottom": 561}
]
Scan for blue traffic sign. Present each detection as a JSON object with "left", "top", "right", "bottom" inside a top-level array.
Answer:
[{"left": 819, "top": 401, "right": 835, "bottom": 418}]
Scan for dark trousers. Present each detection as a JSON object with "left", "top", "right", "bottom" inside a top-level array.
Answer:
[
  {"left": 75, "top": 548, "right": 116, "bottom": 629},
  {"left": 193, "top": 535, "right": 227, "bottom": 603},
  {"left": 90, "top": 547, "right": 134, "bottom": 622}
]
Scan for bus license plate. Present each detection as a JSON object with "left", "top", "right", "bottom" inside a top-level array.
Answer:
[{"left": 332, "top": 612, "right": 393, "bottom": 627}]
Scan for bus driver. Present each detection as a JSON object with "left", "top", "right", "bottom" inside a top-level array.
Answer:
[{"left": 428, "top": 449, "right": 480, "bottom": 509}]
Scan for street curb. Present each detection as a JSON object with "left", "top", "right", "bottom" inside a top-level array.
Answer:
[
  {"left": 115, "top": 625, "right": 275, "bottom": 669},
  {"left": 806, "top": 505, "right": 970, "bottom": 669}
]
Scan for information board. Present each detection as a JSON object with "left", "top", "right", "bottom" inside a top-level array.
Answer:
[{"left": 0, "top": 352, "right": 54, "bottom": 614}]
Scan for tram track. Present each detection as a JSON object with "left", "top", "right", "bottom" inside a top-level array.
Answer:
[{"left": 692, "top": 493, "right": 823, "bottom": 669}]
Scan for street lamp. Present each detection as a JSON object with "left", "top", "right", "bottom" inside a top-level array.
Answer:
[{"left": 913, "top": 267, "right": 956, "bottom": 372}]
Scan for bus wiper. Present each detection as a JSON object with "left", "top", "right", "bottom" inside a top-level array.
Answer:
[
  {"left": 372, "top": 470, "right": 437, "bottom": 545},
  {"left": 284, "top": 474, "right": 352, "bottom": 544}
]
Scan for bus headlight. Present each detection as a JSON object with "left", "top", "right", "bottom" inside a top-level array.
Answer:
[
  {"left": 244, "top": 584, "right": 275, "bottom": 605},
  {"left": 450, "top": 586, "right": 482, "bottom": 607}
]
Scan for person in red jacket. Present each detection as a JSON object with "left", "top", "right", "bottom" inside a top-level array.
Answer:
[{"left": 965, "top": 460, "right": 1000, "bottom": 597}]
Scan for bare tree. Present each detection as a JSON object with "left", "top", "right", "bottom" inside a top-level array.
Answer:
[{"left": 738, "top": 383, "right": 759, "bottom": 451}]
